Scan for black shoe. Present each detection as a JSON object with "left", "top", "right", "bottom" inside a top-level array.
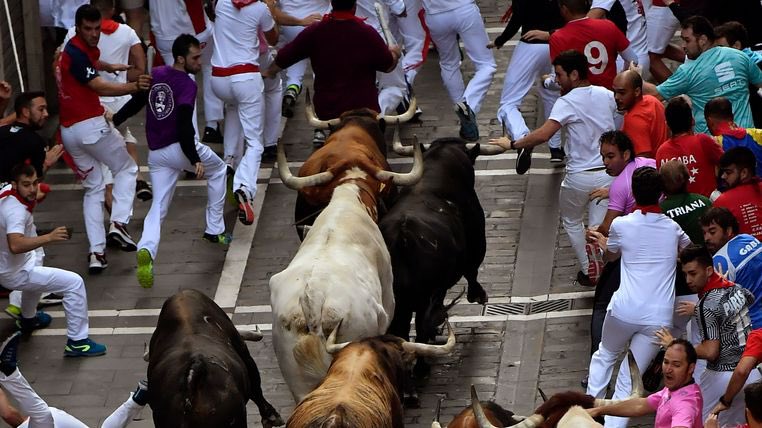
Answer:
[
  {"left": 38, "top": 293, "right": 64, "bottom": 307},
  {"left": 550, "top": 147, "right": 565, "bottom": 163},
  {"left": 132, "top": 379, "right": 149, "bottom": 405},
  {"left": 454, "top": 102, "right": 479, "bottom": 142},
  {"left": 262, "top": 145, "right": 277, "bottom": 163},
  {"left": 107, "top": 222, "right": 137, "bottom": 252},
  {"left": 136, "top": 179, "right": 153, "bottom": 201},
  {"left": 312, "top": 129, "right": 326, "bottom": 148},
  {"left": 576, "top": 270, "right": 594, "bottom": 287},
  {"left": 282, "top": 85, "right": 300, "bottom": 118},
  {"left": 202, "top": 126, "right": 223, "bottom": 144},
  {"left": 515, "top": 147, "right": 533, "bottom": 175},
  {"left": 0, "top": 331, "right": 21, "bottom": 375}
]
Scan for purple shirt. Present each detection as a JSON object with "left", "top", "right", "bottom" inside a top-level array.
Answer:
[
  {"left": 646, "top": 383, "right": 703, "bottom": 428},
  {"left": 146, "top": 66, "right": 197, "bottom": 151},
  {"left": 609, "top": 157, "right": 656, "bottom": 213}
]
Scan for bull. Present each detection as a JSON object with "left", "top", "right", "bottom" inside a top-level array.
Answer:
[
  {"left": 287, "top": 320, "right": 456, "bottom": 428},
  {"left": 436, "top": 352, "right": 643, "bottom": 428},
  {"left": 271, "top": 112, "right": 423, "bottom": 402},
  {"left": 146, "top": 289, "right": 283, "bottom": 428}
]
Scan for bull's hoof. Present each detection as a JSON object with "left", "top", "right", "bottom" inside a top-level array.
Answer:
[
  {"left": 262, "top": 414, "right": 285, "bottom": 428},
  {"left": 467, "top": 286, "right": 488, "bottom": 305}
]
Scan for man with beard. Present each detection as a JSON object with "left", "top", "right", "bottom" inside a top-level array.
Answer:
[
  {"left": 642, "top": 16, "right": 762, "bottom": 135},
  {"left": 713, "top": 147, "right": 762, "bottom": 240},
  {"left": 701, "top": 206, "right": 762, "bottom": 330},
  {"left": 587, "top": 339, "right": 703, "bottom": 428},
  {"left": 491, "top": 50, "right": 617, "bottom": 287}
]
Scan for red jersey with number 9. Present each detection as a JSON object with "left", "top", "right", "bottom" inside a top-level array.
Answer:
[{"left": 549, "top": 17, "right": 630, "bottom": 89}]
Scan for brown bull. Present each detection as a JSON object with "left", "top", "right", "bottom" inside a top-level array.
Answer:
[
  {"left": 286, "top": 320, "right": 455, "bottom": 428},
  {"left": 438, "top": 352, "right": 642, "bottom": 428}
]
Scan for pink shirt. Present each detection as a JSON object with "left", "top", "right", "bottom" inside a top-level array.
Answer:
[
  {"left": 608, "top": 157, "right": 656, "bottom": 213},
  {"left": 646, "top": 383, "right": 703, "bottom": 428}
]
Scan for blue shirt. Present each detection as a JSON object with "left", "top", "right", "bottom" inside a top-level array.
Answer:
[
  {"left": 714, "top": 128, "right": 762, "bottom": 177},
  {"left": 713, "top": 234, "right": 762, "bottom": 329},
  {"left": 657, "top": 46, "right": 762, "bottom": 134}
]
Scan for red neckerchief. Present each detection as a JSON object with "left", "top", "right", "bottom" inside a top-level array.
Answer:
[
  {"left": 232, "top": 0, "right": 257, "bottom": 8},
  {"left": 323, "top": 10, "right": 367, "bottom": 23},
  {"left": 0, "top": 188, "right": 35, "bottom": 213},
  {"left": 700, "top": 272, "right": 734, "bottom": 298},
  {"left": 715, "top": 121, "right": 747, "bottom": 139},
  {"left": 634, "top": 204, "right": 662, "bottom": 215},
  {"left": 101, "top": 19, "right": 119, "bottom": 35},
  {"left": 70, "top": 33, "right": 101, "bottom": 63}
]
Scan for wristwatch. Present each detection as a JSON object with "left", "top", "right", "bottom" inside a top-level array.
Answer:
[
  {"left": 719, "top": 396, "right": 732, "bottom": 407},
  {"left": 510, "top": 140, "right": 516, "bottom": 150}
]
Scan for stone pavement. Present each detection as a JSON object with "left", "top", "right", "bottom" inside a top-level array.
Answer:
[{"left": 2, "top": 2, "right": 657, "bottom": 426}]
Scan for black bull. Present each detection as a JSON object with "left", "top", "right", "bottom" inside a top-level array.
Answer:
[
  {"left": 147, "top": 289, "right": 284, "bottom": 428},
  {"left": 381, "top": 139, "right": 488, "bottom": 365}
]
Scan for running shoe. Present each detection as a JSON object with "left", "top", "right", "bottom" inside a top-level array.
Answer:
[
  {"left": 515, "top": 147, "right": 533, "bottom": 175},
  {"left": 203, "top": 232, "right": 232, "bottom": 245},
  {"left": 17, "top": 311, "right": 52, "bottom": 334},
  {"left": 4, "top": 305, "right": 20, "bottom": 320},
  {"left": 107, "top": 222, "right": 137, "bottom": 252},
  {"left": 576, "top": 270, "right": 594, "bottom": 287},
  {"left": 0, "top": 331, "right": 21, "bottom": 373},
  {"left": 39, "top": 293, "right": 64, "bottom": 307},
  {"left": 235, "top": 190, "right": 255, "bottom": 226},
  {"left": 586, "top": 242, "right": 605, "bottom": 286},
  {"left": 202, "top": 126, "right": 223, "bottom": 144},
  {"left": 313, "top": 129, "right": 326, "bottom": 148},
  {"left": 550, "top": 147, "right": 566, "bottom": 164},
  {"left": 282, "top": 84, "right": 300, "bottom": 118},
  {"left": 454, "top": 102, "right": 479, "bottom": 142},
  {"left": 88, "top": 252, "right": 108, "bottom": 274},
  {"left": 132, "top": 379, "right": 149, "bottom": 405},
  {"left": 64, "top": 337, "right": 107, "bottom": 357},
  {"left": 136, "top": 179, "right": 153, "bottom": 201},
  {"left": 261, "top": 145, "right": 277, "bottom": 163},
  {"left": 136, "top": 249, "right": 154, "bottom": 289}
]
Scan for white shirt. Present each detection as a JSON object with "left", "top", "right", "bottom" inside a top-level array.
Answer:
[
  {"left": 278, "top": 0, "right": 330, "bottom": 21},
  {"left": 549, "top": 85, "right": 617, "bottom": 173},
  {"left": 40, "top": 0, "right": 88, "bottom": 28},
  {"left": 150, "top": 0, "right": 213, "bottom": 42},
  {"left": 212, "top": 0, "right": 275, "bottom": 68},
  {"left": 421, "top": 0, "right": 474, "bottom": 15},
  {"left": 355, "top": 0, "right": 406, "bottom": 32},
  {"left": 607, "top": 212, "right": 692, "bottom": 326},
  {"left": 63, "top": 23, "right": 140, "bottom": 110},
  {"left": 0, "top": 194, "right": 36, "bottom": 281}
]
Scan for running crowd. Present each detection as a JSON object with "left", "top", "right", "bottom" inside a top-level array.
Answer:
[{"left": 0, "top": 0, "right": 761, "bottom": 426}]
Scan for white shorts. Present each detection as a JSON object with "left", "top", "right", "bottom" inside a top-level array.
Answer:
[{"left": 645, "top": 6, "right": 679, "bottom": 54}]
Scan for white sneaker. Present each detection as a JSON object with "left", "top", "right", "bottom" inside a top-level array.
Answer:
[
  {"left": 88, "top": 252, "right": 108, "bottom": 274},
  {"left": 107, "top": 222, "right": 137, "bottom": 252},
  {"left": 123, "top": 127, "right": 138, "bottom": 144}
]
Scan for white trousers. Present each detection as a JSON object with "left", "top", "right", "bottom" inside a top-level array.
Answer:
[
  {"left": 137, "top": 142, "right": 227, "bottom": 260},
  {"left": 211, "top": 73, "right": 265, "bottom": 201},
  {"left": 1, "top": 266, "right": 89, "bottom": 340},
  {"left": 156, "top": 33, "right": 224, "bottom": 126},
  {"left": 390, "top": 0, "right": 427, "bottom": 85},
  {"left": 6, "top": 368, "right": 144, "bottom": 428},
  {"left": 559, "top": 170, "right": 612, "bottom": 271},
  {"left": 377, "top": 62, "right": 408, "bottom": 114},
  {"left": 700, "top": 368, "right": 762, "bottom": 427},
  {"left": 278, "top": 25, "right": 311, "bottom": 89},
  {"left": 587, "top": 312, "right": 664, "bottom": 428},
  {"left": 60, "top": 116, "right": 138, "bottom": 253},
  {"left": 425, "top": 3, "right": 496, "bottom": 113},
  {"left": 260, "top": 48, "right": 282, "bottom": 147},
  {"left": 673, "top": 294, "right": 707, "bottom": 382},
  {"left": 496, "top": 41, "right": 561, "bottom": 149},
  {"left": 617, "top": 0, "right": 649, "bottom": 77}
]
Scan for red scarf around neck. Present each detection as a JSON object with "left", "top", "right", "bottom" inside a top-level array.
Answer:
[
  {"left": 232, "top": 0, "right": 258, "bottom": 9},
  {"left": 715, "top": 121, "right": 747, "bottom": 139},
  {"left": 323, "top": 10, "right": 367, "bottom": 23},
  {"left": 101, "top": 19, "right": 119, "bottom": 35},
  {"left": 634, "top": 204, "right": 662, "bottom": 215},
  {"left": 0, "top": 188, "right": 35, "bottom": 213}
]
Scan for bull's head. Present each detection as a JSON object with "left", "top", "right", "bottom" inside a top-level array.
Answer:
[
  {"left": 276, "top": 126, "right": 424, "bottom": 190},
  {"left": 325, "top": 318, "right": 456, "bottom": 358},
  {"left": 468, "top": 351, "right": 644, "bottom": 428},
  {"left": 393, "top": 132, "right": 507, "bottom": 156},
  {"left": 305, "top": 88, "right": 419, "bottom": 129}
]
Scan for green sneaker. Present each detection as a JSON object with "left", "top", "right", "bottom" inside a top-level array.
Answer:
[
  {"left": 4, "top": 305, "right": 20, "bottom": 320},
  {"left": 203, "top": 232, "right": 232, "bottom": 245},
  {"left": 136, "top": 249, "right": 154, "bottom": 289}
]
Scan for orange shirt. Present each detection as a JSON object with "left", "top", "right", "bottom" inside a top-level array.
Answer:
[{"left": 622, "top": 95, "right": 668, "bottom": 157}]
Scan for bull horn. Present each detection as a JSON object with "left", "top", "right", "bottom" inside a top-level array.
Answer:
[
  {"left": 393, "top": 133, "right": 431, "bottom": 156},
  {"left": 594, "top": 351, "right": 644, "bottom": 407},
  {"left": 377, "top": 129, "right": 424, "bottom": 186},
  {"left": 143, "top": 343, "right": 149, "bottom": 362},
  {"left": 238, "top": 325, "right": 264, "bottom": 341},
  {"left": 470, "top": 142, "right": 508, "bottom": 156},
  {"left": 325, "top": 319, "right": 350, "bottom": 354},
  {"left": 510, "top": 414, "right": 545, "bottom": 428},
  {"left": 471, "top": 385, "right": 499, "bottom": 428},
  {"left": 401, "top": 321, "right": 455, "bottom": 357},
  {"left": 277, "top": 143, "right": 334, "bottom": 190},
  {"left": 304, "top": 88, "right": 341, "bottom": 129},
  {"left": 379, "top": 96, "right": 418, "bottom": 124}
]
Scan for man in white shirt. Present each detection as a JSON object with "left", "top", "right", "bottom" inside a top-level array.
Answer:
[
  {"left": 0, "top": 164, "right": 105, "bottom": 357},
  {"left": 588, "top": 0, "right": 649, "bottom": 78},
  {"left": 490, "top": 49, "right": 617, "bottom": 286},
  {"left": 149, "top": 0, "right": 225, "bottom": 144},
  {"left": 586, "top": 166, "right": 692, "bottom": 428},
  {"left": 211, "top": 0, "right": 278, "bottom": 226}
]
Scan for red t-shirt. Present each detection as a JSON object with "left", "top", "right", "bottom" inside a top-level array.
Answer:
[
  {"left": 743, "top": 328, "right": 762, "bottom": 360},
  {"left": 549, "top": 17, "right": 630, "bottom": 89},
  {"left": 622, "top": 95, "right": 668, "bottom": 156},
  {"left": 714, "top": 179, "right": 762, "bottom": 240},
  {"left": 56, "top": 35, "right": 105, "bottom": 127},
  {"left": 655, "top": 133, "right": 724, "bottom": 197}
]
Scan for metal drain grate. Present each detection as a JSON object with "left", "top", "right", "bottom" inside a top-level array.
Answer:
[{"left": 483, "top": 299, "right": 572, "bottom": 316}]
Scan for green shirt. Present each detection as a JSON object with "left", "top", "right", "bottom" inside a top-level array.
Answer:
[{"left": 660, "top": 193, "right": 712, "bottom": 244}]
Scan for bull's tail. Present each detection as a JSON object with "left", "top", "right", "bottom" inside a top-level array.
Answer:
[
  {"left": 294, "top": 284, "right": 330, "bottom": 378},
  {"left": 183, "top": 356, "right": 207, "bottom": 412}
]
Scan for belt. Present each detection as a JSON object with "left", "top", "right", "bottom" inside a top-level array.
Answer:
[
  {"left": 212, "top": 64, "right": 260, "bottom": 77},
  {"left": 585, "top": 166, "right": 606, "bottom": 172}
]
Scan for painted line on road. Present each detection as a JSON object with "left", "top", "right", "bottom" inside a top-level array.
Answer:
[{"left": 30, "top": 309, "right": 594, "bottom": 337}]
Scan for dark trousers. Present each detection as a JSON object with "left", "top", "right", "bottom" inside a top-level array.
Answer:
[{"left": 590, "top": 257, "right": 621, "bottom": 355}]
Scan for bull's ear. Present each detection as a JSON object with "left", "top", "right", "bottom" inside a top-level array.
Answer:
[
  {"left": 467, "top": 143, "right": 480, "bottom": 163},
  {"left": 379, "top": 118, "right": 387, "bottom": 134}
]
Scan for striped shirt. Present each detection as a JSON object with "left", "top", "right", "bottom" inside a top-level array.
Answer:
[{"left": 696, "top": 284, "right": 754, "bottom": 372}]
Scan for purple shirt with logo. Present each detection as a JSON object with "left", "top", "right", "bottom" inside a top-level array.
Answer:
[{"left": 146, "top": 66, "right": 196, "bottom": 151}]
